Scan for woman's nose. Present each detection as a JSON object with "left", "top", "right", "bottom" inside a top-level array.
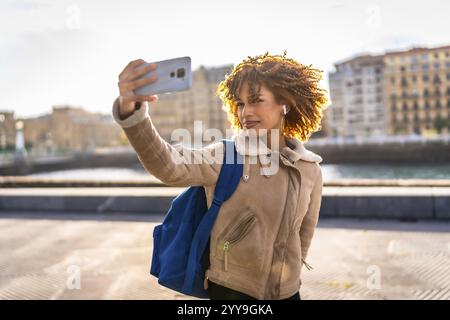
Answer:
[{"left": 240, "top": 103, "right": 255, "bottom": 117}]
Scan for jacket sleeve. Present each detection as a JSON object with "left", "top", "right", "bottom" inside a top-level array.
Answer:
[
  {"left": 112, "top": 97, "right": 224, "bottom": 187},
  {"left": 299, "top": 164, "right": 323, "bottom": 260}
]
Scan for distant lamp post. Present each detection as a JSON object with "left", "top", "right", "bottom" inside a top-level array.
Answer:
[
  {"left": 45, "top": 132, "right": 53, "bottom": 154},
  {"left": 14, "top": 120, "right": 29, "bottom": 174},
  {"left": 0, "top": 114, "right": 5, "bottom": 150},
  {"left": 15, "top": 121, "right": 26, "bottom": 152}
]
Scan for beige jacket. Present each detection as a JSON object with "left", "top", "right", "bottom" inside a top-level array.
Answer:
[{"left": 112, "top": 98, "right": 323, "bottom": 300}]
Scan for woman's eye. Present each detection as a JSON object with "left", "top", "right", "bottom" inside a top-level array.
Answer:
[{"left": 236, "top": 100, "right": 263, "bottom": 107}]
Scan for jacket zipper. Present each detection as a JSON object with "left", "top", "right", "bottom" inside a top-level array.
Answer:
[{"left": 222, "top": 215, "right": 256, "bottom": 271}]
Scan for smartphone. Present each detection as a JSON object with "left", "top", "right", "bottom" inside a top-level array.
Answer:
[{"left": 133, "top": 56, "right": 192, "bottom": 96}]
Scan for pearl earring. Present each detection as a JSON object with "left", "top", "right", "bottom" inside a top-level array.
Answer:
[{"left": 282, "top": 105, "right": 288, "bottom": 115}]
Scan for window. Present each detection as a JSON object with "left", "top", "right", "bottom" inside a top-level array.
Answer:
[
  {"left": 433, "top": 75, "right": 441, "bottom": 84},
  {"left": 436, "top": 100, "right": 441, "bottom": 109},
  {"left": 423, "top": 75, "right": 429, "bottom": 82},
  {"left": 403, "top": 102, "right": 408, "bottom": 111},
  {"left": 424, "top": 89, "right": 430, "bottom": 97},
  {"left": 434, "top": 62, "right": 440, "bottom": 70},
  {"left": 401, "top": 78, "right": 408, "bottom": 87},
  {"left": 425, "top": 100, "right": 430, "bottom": 109},
  {"left": 413, "top": 101, "right": 419, "bottom": 110},
  {"left": 422, "top": 63, "right": 430, "bottom": 71}
]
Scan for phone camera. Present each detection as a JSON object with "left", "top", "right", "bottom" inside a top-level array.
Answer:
[{"left": 177, "top": 68, "right": 186, "bottom": 78}]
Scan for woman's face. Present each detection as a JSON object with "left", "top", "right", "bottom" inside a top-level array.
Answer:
[{"left": 236, "top": 82, "right": 284, "bottom": 136}]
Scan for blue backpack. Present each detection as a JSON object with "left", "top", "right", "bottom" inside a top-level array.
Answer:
[{"left": 150, "top": 139, "right": 243, "bottom": 298}]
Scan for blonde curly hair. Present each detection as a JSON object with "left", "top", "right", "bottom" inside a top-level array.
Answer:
[{"left": 217, "top": 50, "right": 329, "bottom": 141}]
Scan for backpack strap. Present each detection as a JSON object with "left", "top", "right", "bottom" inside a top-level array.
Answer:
[{"left": 182, "top": 139, "right": 243, "bottom": 293}]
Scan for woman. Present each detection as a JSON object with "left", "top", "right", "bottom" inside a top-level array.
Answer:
[{"left": 112, "top": 51, "right": 328, "bottom": 300}]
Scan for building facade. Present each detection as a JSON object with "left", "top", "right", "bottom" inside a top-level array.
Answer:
[
  {"left": 384, "top": 46, "right": 450, "bottom": 136},
  {"left": 328, "top": 55, "right": 385, "bottom": 138},
  {"left": 327, "top": 45, "right": 450, "bottom": 137},
  {"left": 21, "top": 106, "right": 123, "bottom": 153},
  {"left": 0, "top": 111, "right": 17, "bottom": 151}
]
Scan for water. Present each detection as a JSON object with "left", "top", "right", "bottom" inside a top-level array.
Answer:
[
  {"left": 25, "top": 164, "right": 450, "bottom": 181},
  {"left": 28, "top": 167, "right": 160, "bottom": 182},
  {"left": 321, "top": 164, "right": 450, "bottom": 180}
]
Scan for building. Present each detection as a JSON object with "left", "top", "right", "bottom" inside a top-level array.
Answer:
[
  {"left": 327, "top": 54, "right": 385, "bottom": 137},
  {"left": 0, "top": 111, "right": 17, "bottom": 150},
  {"left": 20, "top": 114, "right": 52, "bottom": 152},
  {"left": 22, "top": 106, "right": 123, "bottom": 153},
  {"left": 384, "top": 46, "right": 450, "bottom": 136},
  {"left": 327, "top": 44, "right": 450, "bottom": 138}
]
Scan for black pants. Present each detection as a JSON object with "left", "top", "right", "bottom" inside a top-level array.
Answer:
[{"left": 207, "top": 280, "right": 301, "bottom": 300}]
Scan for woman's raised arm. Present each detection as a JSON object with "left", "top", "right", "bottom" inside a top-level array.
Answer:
[{"left": 112, "top": 58, "right": 223, "bottom": 187}]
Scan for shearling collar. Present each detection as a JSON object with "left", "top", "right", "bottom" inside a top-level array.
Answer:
[{"left": 231, "top": 130, "right": 322, "bottom": 164}]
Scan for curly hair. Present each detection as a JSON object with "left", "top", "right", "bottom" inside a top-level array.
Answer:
[{"left": 217, "top": 50, "right": 329, "bottom": 141}]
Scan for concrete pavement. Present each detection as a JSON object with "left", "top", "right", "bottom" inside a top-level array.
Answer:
[{"left": 0, "top": 212, "right": 449, "bottom": 300}]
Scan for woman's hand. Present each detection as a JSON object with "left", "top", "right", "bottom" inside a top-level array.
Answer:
[{"left": 117, "top": 58, "right": 159, "bottom": 118}]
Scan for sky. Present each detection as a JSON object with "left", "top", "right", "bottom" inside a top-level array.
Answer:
[{"left": 1, "top": 0, "right": 449, "bottom": 119}]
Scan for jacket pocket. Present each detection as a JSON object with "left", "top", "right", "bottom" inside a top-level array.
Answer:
[{"left": 217, "top": 212, "right": 261, "bottom": 272}]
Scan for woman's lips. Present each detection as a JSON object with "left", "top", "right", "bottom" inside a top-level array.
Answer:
[{"left": 245, "top": 121, "right": 259, "bottom": 129}]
